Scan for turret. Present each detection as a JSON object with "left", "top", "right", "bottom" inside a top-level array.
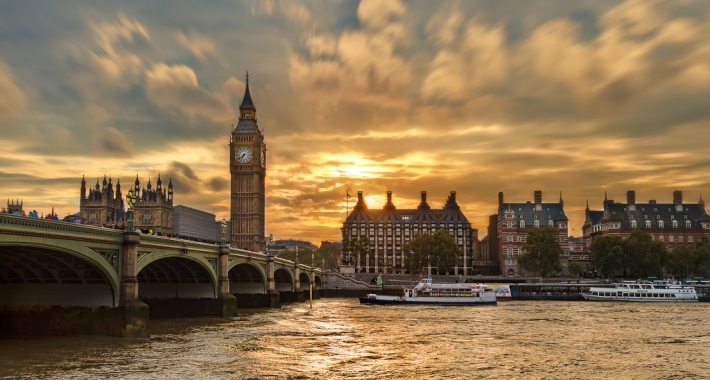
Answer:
[
  {"left": 700, "top": 193, "right": 705, "bottom": 211},
  {"left": 81, "top": 175, "right": 87, "bottom": 200},
  {"left": 102, "top": 175, "right": 108, "bottom": 190},
  {"left": 157, "top": 174, "right": 162, "bottom": 191},
  {"left": 168, "top": 177, "right": 173, "bottom": 201}
]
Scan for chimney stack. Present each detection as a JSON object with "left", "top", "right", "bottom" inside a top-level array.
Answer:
[
  {"left": 534, "top": 190, "right": 542, "bottom": 211},
  {"left": 627, "top": 190, "right": 636, "bottom": 211},
  {"left": 387, "top": 191, "right": 392, "bottom": 203},
  {"left": 674, "top": 190, "right": 683, "bottom": 212},
  {"left": 357, "top": 191, "right": 363, "bottom": 202},
  {"left": 450, "top": 191, "right": 456, "bottom": 203},
  {"left": 498, "top": 192, "right": 504, "bottom": 207},
  {"left": 418, "top": 191, "right": 431, "bottom": 210}
]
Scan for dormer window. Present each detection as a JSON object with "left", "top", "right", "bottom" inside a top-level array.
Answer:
[
  {"left": 645, "top": 220, "right": 652, "bottom": 228},
  {"left": 672, "top": 220, "right": 678, "bottom": 228},
  {"left": 659, "top": 220, "right": 664, "bottom": 228},
  {"left": 631, "top": 220, "right": 637, "bottom": 228},
  {"left": 686, "top": 221, "right": 692, "bottom": 228},
  {"left": 656, "top": 215, "right": 661, "bottom": 219},
  {"left": 534, "top": 220, "right": 540, "bottom": 228},
  {"left": 520, "top": 220, "right": 526, "bottom": 228}
]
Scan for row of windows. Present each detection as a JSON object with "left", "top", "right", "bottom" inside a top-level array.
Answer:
[
  {"left": 349, "top": 221, "right": 465, "bottom": 228},
  {"left": 504, "top": 221, "right": 566, "bottom": 228},
  {"left": 506, "top": 213, "right": 556, "bottom": 219},
  {"left": 628, "top": 220, "right": 692, "bottom": 228}
]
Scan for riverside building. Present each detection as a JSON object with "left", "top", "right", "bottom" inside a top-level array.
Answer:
[
  {"left": 341, "top": 191, "right": 477, "bottom": 275},
  {"left": 496, "top": 190, "right": 569, "bottom": 277},
  {"left": 582, "top": 190, "right": 710, "bottom": 251}
]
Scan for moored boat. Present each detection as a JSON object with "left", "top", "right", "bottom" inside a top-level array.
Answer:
[
  {"left": 491, "top": 284, "right": 512, "bottom": 301},
  {"left": 582, "top": 280, "right": 698, "bottom": 302},
  {"left": 359, "top": 278, "right": 497, "bottom": 306}
]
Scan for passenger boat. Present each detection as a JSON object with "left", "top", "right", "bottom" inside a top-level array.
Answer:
[
  {"left": 359, "top": 278, "right": 497, "bottom": 306},
  {"left": 582, "top": 281, "right": 698, "bottom": 302},
  {"left": 491, "top": 284, "right": 512, "bottom": 301}
]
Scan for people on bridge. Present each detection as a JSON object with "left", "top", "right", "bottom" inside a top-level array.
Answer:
[{"left": 28, "top": 210, "right": 38, "bottom": 218}]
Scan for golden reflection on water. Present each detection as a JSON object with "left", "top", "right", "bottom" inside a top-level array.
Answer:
[{"left": 2, "top": 300, "right": 710, "bottom": 379}]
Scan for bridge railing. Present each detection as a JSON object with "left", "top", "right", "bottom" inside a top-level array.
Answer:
[{"left": 0, "top": 213, "right": 124, "bottom": 242}]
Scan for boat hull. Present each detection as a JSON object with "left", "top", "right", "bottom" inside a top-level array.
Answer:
[
  {"left": 359, "top": 296, "right": 497, "bottom": 306},
  {"left": 582, "top": 294, "right": 697, "bottom": 302}
]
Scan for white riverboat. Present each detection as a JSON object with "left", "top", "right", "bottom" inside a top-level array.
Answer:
[
  {"left": 359, "top": 278, "right": 497, "bottom": 306},
  {"left": 582, "top": 281, "right": 698, "bottom": 302}
]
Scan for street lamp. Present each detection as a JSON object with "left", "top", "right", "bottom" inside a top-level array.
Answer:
[
  {"left": 295, "top": 246, "right": 299, "bottom": 263},
  {"left": 221, "top": 218, "right": 227, "bottom": 245},
  {"left": 126, "top": 188, "right": 137, "bottom": 232}
]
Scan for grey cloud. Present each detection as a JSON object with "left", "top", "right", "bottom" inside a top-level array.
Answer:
[
  {"left": 208, "top": 177, "right": 227, "bottom": 192},
  {"left": 100, "top": 127, "right": 132, "bottom": 156}
]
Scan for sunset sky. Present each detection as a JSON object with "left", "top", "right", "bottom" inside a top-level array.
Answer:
[{"left": 2, "top": 0, "right": 710, "bottom": 244}]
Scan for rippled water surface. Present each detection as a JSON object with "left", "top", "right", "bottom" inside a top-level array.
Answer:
[{"left": 2, "top": 299, "right": 710, "bottom": 379}]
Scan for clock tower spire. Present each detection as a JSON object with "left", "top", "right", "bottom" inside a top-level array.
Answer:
[{"left": 230, "top": 72, "right": 266, "bottom": 252}]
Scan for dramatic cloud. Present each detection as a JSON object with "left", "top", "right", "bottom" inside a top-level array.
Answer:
[
  {"left": 99, "top": 127, "right": 133, "bottom": 156},
  {"left": 0, "top": 60, "right": 27, "bottom": 122},
  {"left": 2, "top": 0, "right": 710, "bottom": 245},
  {"left": 145, "top": 63, "right": 235, "bottom": 124}
]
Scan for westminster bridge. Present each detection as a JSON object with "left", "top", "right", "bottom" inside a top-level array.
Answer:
[{"left": 0, "top": 213, "right": 325, "bottom": 338}]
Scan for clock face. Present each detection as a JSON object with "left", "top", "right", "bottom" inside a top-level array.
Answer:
[{"left": 236, "top": 146, "right": 252, "bottom": 164}]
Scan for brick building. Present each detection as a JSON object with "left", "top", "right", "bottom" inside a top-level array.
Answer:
[
  {"left": 582, "top": 190, "right": 710, "bottom": 251},
  {"left": 342, "top": 190, "right": 478, "bottom": 275},
  {"left": 496, "top": 190, "right": 569, "bottom": 277}
]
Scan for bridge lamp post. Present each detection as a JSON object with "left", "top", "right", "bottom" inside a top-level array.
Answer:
[
  {"left": 126, "top": 188, "right": 137, "bottom": 232},
  {"left": 221, "top": 218, "right": 227, "bottom": 246},
  {"left": 295, "top": 246, "right": 299, "bottom": 263}
]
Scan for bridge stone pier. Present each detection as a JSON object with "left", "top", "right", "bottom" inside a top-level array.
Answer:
[{"left": 0, "top": 214, "right": 322, "bottom": 338}]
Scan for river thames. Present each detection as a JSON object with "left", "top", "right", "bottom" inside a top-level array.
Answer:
[{"left": 1, "top": 299, "right": 709, "bottom": 379}]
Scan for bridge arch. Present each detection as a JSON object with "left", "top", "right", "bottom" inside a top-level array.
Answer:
[
  {"left": 314, "top": 274, "right": 323, "bottom": 290},
  {"left": 228, "top": 262, "right": 267, "bottom": 294},
  {"left": 136, "top": 253, "right": 217, "bottom": 299},
  {"left": 298, "top": 272, "right": 311, "bottom": 291},
  {"left": 274, "top": 267, "right": 294, "bottom": 292},
  {"left": 0, "top": 243, "right": 118, "bottom": 307}
]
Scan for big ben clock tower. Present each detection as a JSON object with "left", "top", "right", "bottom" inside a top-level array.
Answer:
[{"left": 230, "top": 73, "right": 266, "bottom": 252}]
